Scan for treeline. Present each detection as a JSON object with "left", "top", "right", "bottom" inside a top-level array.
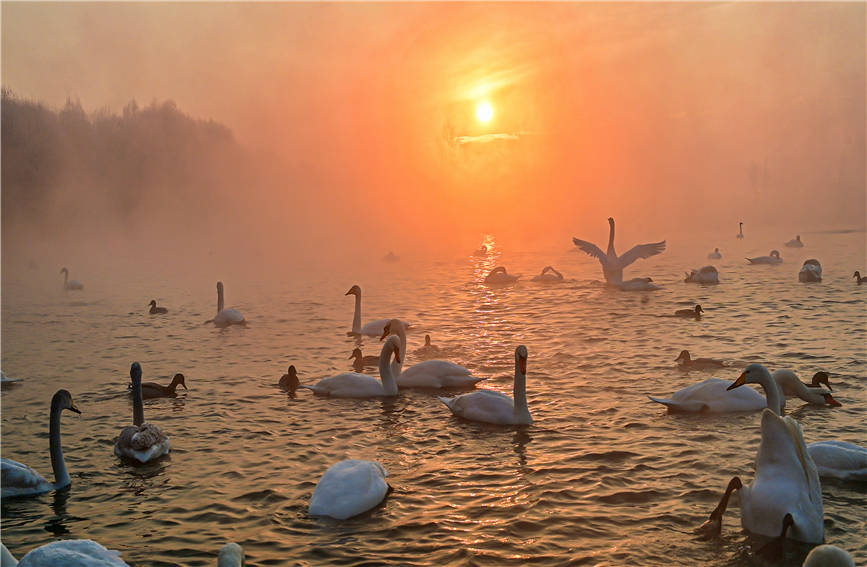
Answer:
[{"left": 1, "top": 89, "right": 246, "bottom": 231}]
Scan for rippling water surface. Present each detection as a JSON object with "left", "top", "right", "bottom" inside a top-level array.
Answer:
[{"left": 2, "top": 231, "right": 865, "bottom": 566}]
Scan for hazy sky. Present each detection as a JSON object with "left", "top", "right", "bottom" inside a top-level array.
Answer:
[{"left": 2, "top": 2, "right": 865, "bottom": 257}]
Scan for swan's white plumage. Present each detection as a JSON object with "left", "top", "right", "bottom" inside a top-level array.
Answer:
[
  {"left": 772, "top": 370, "right": 836, "bottom": 406},
  {"left": 309, "top": 460, "right": 389, "bottom": 520},
  {"left": 12, "top": 540, "right": 130, "bottom": 567},
  {"left": 684, "top": 266, "right": 719, "bottom": 284},
  {"left": 302, "top": 336, "right": 400, "bottom": 398},
  {"left": 1, "top": 459, "right": 55, "bottom": 498},
  {"left": 806, "top": 441, "right": 867, "bottom": 482},
  {"left": 217, "top": 543, "right": 245, "bottom": 567},
  {"left": 799, "top": 259, "right": 822, "bottom": 282},
  {"left": 747, "top": 251, "right": 783, "bottom": 264},
  {"left": 345, "top": 285, "right": 407, "bottom": 336},
  {"left": 214, "top": 308, "right": 245, "bottom": 326},
  {"left": 649, "top": 378, "right": 767, "bottom": 413},
  {"left": 803, "top": 545, "right": 855, "bottom": 567},
  {"left": 572, "top": 217, "right": 665, "bottom": 285},
  {"left": 618, "top": 277, "right": 660, "bottom": 291}
]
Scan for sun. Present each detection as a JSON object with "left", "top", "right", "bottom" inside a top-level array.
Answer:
[{"left": 476, "top": 101, "right": 494, "bottom": 123}]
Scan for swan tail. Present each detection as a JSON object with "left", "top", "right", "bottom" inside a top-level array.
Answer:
[
  {"left": 437, "top": 396, "right": 455, "bottom": 411},
  {"left": 648, "top": 396, "right": 707, "bottom": 413}
]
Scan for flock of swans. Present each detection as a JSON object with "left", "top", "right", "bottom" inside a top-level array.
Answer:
[{"left": 3, "top": 219, "right": 865, "bottom": 567}]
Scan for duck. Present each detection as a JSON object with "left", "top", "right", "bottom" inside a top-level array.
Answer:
[
  {"left": 803, "top": 545, "right": 855, "bottom": 567},
  {"left": 381, "top": 319, "right": 483, "bottom": 389},
  {"left": 684, "top": 266, "right": 719, "bottom": 284},
  {"left": 349, "top": 348, "right": 379, "bottom": 372},
  {"left": 674, "top": 305, "right": 703, "bottom": 319},
  {"left": 412, "top": 334, "right": 441, "bottom": 358},
  {"left": 115, "top": 362, "right": 170, "bottom": 463},
  {"left": 345, "top": 285, "right": 408, "bottom": 337},
  {"left": 806, "top": 441, "right": 867, "bottom": 482},
  {"left": 674, "top": 350, "right": 725, "bottom": 368},
  {"left": 798, "top": 259, "right": 822, "bottom": 282},
  {"left": 147, "top": 300, "right": 168, "bottom": 314},
  {"left": 278, "top": 365, "right": 300, "bottom": 390},
  {"left": 618, "top": 277, "right": 660, "bottom": 291},
  {"left": 300, "top": 335, "right": 400, "bottom": 398},
  {"left": 772, "top": 370, "right": 839, "bottom": 407},
  {"left": 572, "top": 217, "right": 666, "bottom": 285},
  {"left": 472, "top": 244, "right": 488, "bottom": 257},
  {"left": 210, "top": 281, "right": 245, "bottom": 326},
  {"left": 707, "top": 247, "right": 722, "bottom": 260},
  {"left": 1, "top": 390, "right": 80, "bottom": 498},
  {"left": 746, "top": 250, "right": 783, "bottom": 264},
  {"left": 1, "top": 540, "right": 131, "bottom": 567},
  {"left": 737, "top": 221, "right": 744, "bottom": 239},
  {"left": 60, "top": 267, "right": 84, "bottom": 291},
  {"left": 531, "top": 266, "right": 564, "bottom": 282},
  {"left": 650, "top": 363, "right": 784, "bottom": 414},
  {"left": 128, "top": 373, "right": 187, "bottom": 399},
  {"left": 484, "top": 266, "right": 519, "bottom": 284},
  {"left": 438, "top": 345, "right": 531, "bottom": 425},
  {"left": 309, "top": 459, "right": 390, "bottom": 520},
  {"left": 698, "top": 408, "right": 823, "bottom": 543},
  {"left": 854, "top": 271, "right": 865, "bottom": 284},
  {"left": 785, "top": 235, "right": 805, "bottom": 248}
]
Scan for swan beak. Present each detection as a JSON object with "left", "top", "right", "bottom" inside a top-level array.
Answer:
[
  {"left": 823, "top": 394, "right": 842, "bottom": 407},
  {"left": 727, "top": 373, "right": 747, "bottom": 390},
  {"left": 380, "top": 326, "right": 390, "bottom": 341},
  {"left": 69, "top": 403, "right": 81, "bottom": 415},
  {"left": 519, "top": 357, "right": 527, "bottom": 375}
]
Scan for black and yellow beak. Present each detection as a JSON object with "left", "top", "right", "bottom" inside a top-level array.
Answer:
[
  {"left": 69, "top": 402, "right": 81, "bottom": 415},
  {"left": 726, "top": 372, "right": 747, "bottom": 391}
]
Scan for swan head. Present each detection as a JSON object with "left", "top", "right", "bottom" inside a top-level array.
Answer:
[
  {"left": 379, "top": 318, "right": 404, "bottom": 341},
  {"left": 130, "top": 362, "right": 143, "bottom": 385},
  {"left": 171, "top": 373, "right": 187, "bottom": 390},
  {"left": 770, "top": 250, "right": 781, "bottom": 259},
  {"left": 345, "top": 285, "right": 361, "bottom": 296},
  {"left": 727, "top": 363, "right": 771, "bottom": 391},
  {"left": 349, "top": 348, "right": 362, "bottom": 359},
  {"left": 675, "top": 350, "right": 691, "bottom": 363},
  {"left": 810, "top": 371, "right": 832, "bottom": 391},
  {"left": 515, "top": 345, "right": 528, "bottom": 375},
  {"left": 739, "top": 222, "right": 743, "bottom": 227},
  {"left": 51, "top": 389, "right": 81, "bottom": 415},
  {"left": 424, "top": 334, "right": 431, "bottom": 346}
]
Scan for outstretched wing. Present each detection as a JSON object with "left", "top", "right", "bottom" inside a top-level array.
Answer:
[
  {"left": 572, "top": 238, "right": 607, "bottom": 263},
  {"left": 619, "top": 240, "right": 666, "bottom": 268}
]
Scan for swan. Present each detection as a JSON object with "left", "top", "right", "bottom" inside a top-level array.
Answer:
[
  {"left": 747, "top": 250, "right": 783, "bottom": 264},
  {"left": 572, "top": 217, "right": 666, "bottom": 285},
  {"left": 300, "top": 336, "right": 400, "bottom": 398},
  {"left": 473, "top": 244, "right": 488, "bottom": 257},
  {"left": 799, "top": 259, "right": 822, "bottom": 282},
  {"left": 785, "top": 235, "right": 805, "bottom": 248},
  {"left": 0, "top": 370, "right": 21, "bottom": 384},
  {"left": 1, "top": 390, "right": 80, "bottom": 498},
  {"left": 382, "top": 251, "right": 399, "bottom": 263},
  {"left": 684, "top": 266, "right": 719, "bottom": 284},
  {"left": 674, "top": 350, "right": 725, "bottom": 368},
  {"left": 806, "top": 441, "right": 867, "bottom": 482},
  {"left": 699, "top": 408, "right": 823, "bottom": 543},
  {"left": 737, "top": 221, "right": 744, "bottom": 239},
  {"left": 148, "top": 300, "right": 168, "bottom": 314},
  {"left": 650, "top": 363, "right": 784, "bottom": 414},
  {"left": 674, "top": 305, "right": 703, "bottom": 318},
  {"left": 345, "top": 285, "right": 408, "bottom": 337},
  {"left": 772, "top": 370, "right": 839, "bottom": 406},
  {"left": 695, "top": 477, "right": 742, "bottom": 538},
  {"left": 618, "top": 277, "right": 660, "bottom": 291},
  {"left": 803, "top": 545, "right": 855, "bottom": 567},
  {"left": 60, "top": 267, "right": 84, "bottom": 291},
  {"left": 128, "top": 373, "right": 186, "bottom": 399},
  {"left": 484, "top": 266, "right": 518, "bottom": 284},
  {"left": 349, "top": 348, "right": 379, "bottom": 371},
  {"left": 854, "top": 271, "right": 865, "bottom": 284},
  {"left": 707, "top": 248, "right": 722, "bottom": 260},
  {"left": 115, "top": 362, "right": 170, "bottom": 463},
  {"left": 439, "top": 345, "right": 531, "bottom": 424},
  {"left": 210, "top": 282, "right": 245, "bottom": 326},
  {"left": 278, "top": 365, "right": 300, "bottom": 390},
  {"left": 217, "top": 543, "right": 245, "bottom": 567},
  {"left": 381, "top": 319, "right": 483, "bottom": 389},
  {"left": 309, "top": 459, "right": 390, "bottom": 520},
  {"left": 531, "top": 266, "right": 564, "bottom": 282},
  {"left": 1, "top": 540, "right": 130, "bottom": 567},
  {"left": 412, "top": 334, "right": 441, "bottom": 358}
]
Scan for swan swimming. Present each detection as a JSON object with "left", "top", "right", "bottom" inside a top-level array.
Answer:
[
  {"left": 618, "top": 277, "right": 660, "bottom": 291},
  {"left": 278, "top": 365, "right": 300, "bottom": 390},
  {"left": 774, "top": 370, "right": 832, "bottom": 394},
  {"left": 674, "top": 350, "right": 725, "bottom": 368},
  {"left": 1, "top": 540, "right": 131, "bottom": 567},
  {"left": 381, "top": 319, "right": 483, "bottom": 389},
  {"left": 309, "top": 459, "right": 390, "bottom": 520},
  {"left": 345, "top": 285, "right": 408, "bottom": 337},
  {"left": 301, "top": 335, "right": 400, "bottom": 398},
  {"left": 737, "top": 221, "right": 744, "bottom": 239},
  {"left": 115, "top": 362, "right": 171, "bottom": 463},
  {"left": 806, "top": 441, "right": 867, "bottom": 482},
  {"left": 772, "top": 370, "right": 839, "bottom": 407},
  {"left": 746, "top": 250, "right": 783, "bottom": 264},
  {"left": 1, "top": 390, "right": 80, "bottom": 498},
  {"left": 210, "top": 282, "right": 246, "bottom": 326},
  {"left": 799, "top": 259, "right": 822, "bottom": 282},
  {"left": 438, "top": 345, "right": 531, "bottom": 424},
  {"left": 484, "top": 266, "right": 519, "bottom": 284},
  {"left": 572, "top": 217, "right": 666, "bottom": 285},
  {"left": 651, "top": 364, "right": 786, "bottom": 414},
  {"left": 531, "top": 266, "right": 564, "bottom": 282},
  {"left": 707, "top": 248, "right": 722, "bottom": 260},
  {"left": 128, "top": 373, "right": 187, "bottom": 399},
  {"left": 60, "top": 267, "right": 84, "bottom": 291},
  {"left": 217, "top": 543, "right": 245, "bottom": 567},
  {"left": 684, "top": 266, "right": 719, "bottom": 284},
  {"left": 785, "top": 235, "right": 804, "bottom": 248},
  {"left": 148, "top": 300, "right": 168, "bottom": 314}
]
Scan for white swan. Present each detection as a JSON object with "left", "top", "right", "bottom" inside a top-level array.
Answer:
[
  {"left": 1, "top": 540, "right": 130, "bottom": 567},
  {"left": 381, "top": 319, "right": 483, "bottom": 389},
  {"left": 114, "top": 362, "right": 171, "bottom": 463},
  {"left": 803, "top": 545, "right": 855, "bottom": 567},
  {"left": 210, "top": 281, "right": 245, "bottom": 326},
  {"left": 785, "top": 235, "right": 805, "bottom": 248},
  {"left": 684, "top": 266, "right": 719, "bottom": 284},
  {"left": 60, "top": 267, "right": 84, "bottom": 291},
  {"left": 345, "top": 285, "right": 408, "bottom": 337},
  {"left": 747, "top": 250, "right": 783, "bottom": 264},
  {"left": 772, "top": 370, "right": 840, "bottom": 407},
  {"left": 1, "top": 390, "right": 80, "bottom": 498},
  {"left": 618, "top": 277, "right": 660, "bottom": 291},
  {"left": 799, "top": 259, "right": 822, "bottom": 282},
  {"left": 806, "top": 441, "right": 867, "bottom": 482},
  {"left": 309, "top": 459, "right": 389, "bottom": 520},
  {"left": 217, "top": 543, "right": 245, "bottom": 567},
  {"left": 737, "top": 221, "right": 744, "bottom": 239},
  {"left": 707, "top": 248, "right": 722, "bottom": 260},
  {"left": 0, "top": 370, "right": 21, "bottom": 384},
  {"left": 572, "top": 217, "right": 666, "bottom": 285},
  {"left": 439, "top": 345, "right": 531, "bottom": 424},
  {"left": 650, "top": 364, "right": 784, "bottom": 414},
  {"left": 531, "top": 266, "right": 564, "bottom": 283},
  {"left": 483, "top": 266, "right": 518, "bottom": 284},
  {"left": 301, "top": 336, "right": 400, "bottom": 398}
]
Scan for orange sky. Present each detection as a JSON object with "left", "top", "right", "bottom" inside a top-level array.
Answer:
[{"left": 2, "top": 3, "right": 864, "bottom": 258}]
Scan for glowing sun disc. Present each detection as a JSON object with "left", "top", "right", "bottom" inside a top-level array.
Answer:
[{"left": 477, "top": 101, "right": 494, "bottom": 123}]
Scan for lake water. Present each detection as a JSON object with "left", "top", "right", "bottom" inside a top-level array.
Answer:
[{"left": 2, "top": 230, "right": 865, "bottom": 566}]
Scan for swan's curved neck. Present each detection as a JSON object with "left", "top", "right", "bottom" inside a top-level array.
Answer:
[
  {"left": 49, "top": 404, "right": 70, "bottom": 489},
  {"left": 389, "top": 323, "right": 407, "bottom": 378},
  {"left": 775, "top": 371, "right": 822, "bottom": 403},
  {"left": 351, "top": 292, "right": 362, "bottom": 334},
  {"left": 132, "top": 378, "right": 145, "bottom": 426},
  {"left": 606, "top": 221, "right": 616, "bottom": 257},
  {"left": 217, "top": 286, "right": 224, "bottom": 314},
  {"left": 378, "top": 341, "right": 399, "bottom": 396},
  {"left": 513, "top": 361, "right": 530, "bottom": 420},
  {"left": 756, "top": 372, "right": 784, "bottom": 415}
]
